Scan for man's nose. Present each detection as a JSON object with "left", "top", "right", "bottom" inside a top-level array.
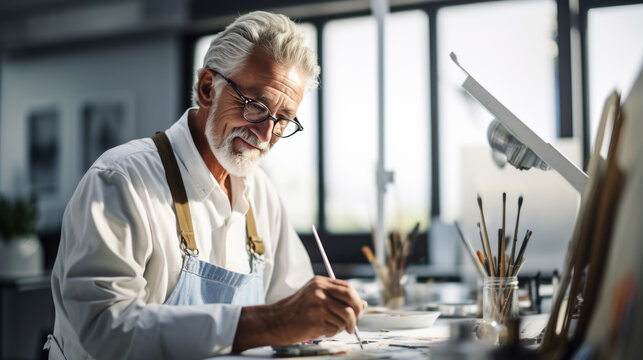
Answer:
[{"left": 252, "top": 118, "right": 274, "bottom": 143}]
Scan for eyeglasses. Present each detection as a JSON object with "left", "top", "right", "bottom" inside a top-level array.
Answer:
[{"left": 214, "top": 71, "right": 304, "bottom": 138}]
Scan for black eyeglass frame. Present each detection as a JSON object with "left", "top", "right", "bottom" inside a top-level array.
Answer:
[{"left": 212, "top": 70, "right": 304, "bottom": 138}]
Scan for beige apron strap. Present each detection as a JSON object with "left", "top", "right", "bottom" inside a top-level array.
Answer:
[
  {"left": 246, "top": 203, "right": 264, "bottom": 255},
  {"left": 151, "top": 131, "right": 198, "bottom": 253}
]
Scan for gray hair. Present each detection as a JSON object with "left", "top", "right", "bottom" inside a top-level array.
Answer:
[{"left": 193, "top": 11, "right": 320, "bottom": 106}]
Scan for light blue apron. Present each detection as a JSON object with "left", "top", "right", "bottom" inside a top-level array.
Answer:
[{"left": 164, "top": 253, "right": 264, "bottom": 306}]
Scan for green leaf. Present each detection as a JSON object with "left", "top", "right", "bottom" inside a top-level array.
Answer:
[{"left": 0, "top": 194, "right": 38, "bottom": 241}]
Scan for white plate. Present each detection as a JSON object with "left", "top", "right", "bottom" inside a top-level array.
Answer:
[{"left": 357, "top": 309, "right": 440, "bottom": 331}]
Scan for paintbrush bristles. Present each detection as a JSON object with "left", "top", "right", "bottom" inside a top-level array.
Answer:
[
  {"left": 476, "top": 250, "right": 485, "bottom": 267},
  {"left": 361, "top": 246, "right": 374, "bottom": 262},
  {"left": 476, "top": 250, "right": 489, "bottom": 276}
]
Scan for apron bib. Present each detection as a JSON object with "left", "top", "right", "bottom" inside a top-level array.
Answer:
[{"left": 164, "top": 254, "right": 264, "bottom": 306}]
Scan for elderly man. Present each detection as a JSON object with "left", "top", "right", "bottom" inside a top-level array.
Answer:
[{"left": 46, "top": 11, "right": 366, "bottom": 359}]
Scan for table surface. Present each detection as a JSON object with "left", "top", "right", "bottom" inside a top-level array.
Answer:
[{"left": 209, "top": 314, "right": 549, "bottom": 359}]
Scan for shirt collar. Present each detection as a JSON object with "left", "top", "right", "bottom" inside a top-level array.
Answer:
[
  {"left": 165, "top": 108, "right": 252, "bottom": 212},
  {"left": 230, "top": 174, "right": 251, "bottom": 214}
]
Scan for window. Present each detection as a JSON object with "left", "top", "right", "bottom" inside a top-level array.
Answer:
[
  {"left": 323, "top": 10, "right": 430, "bottom": 233},
  {"left": 587, "top": 3, "right": 643, "bottom": 146},
  {"left": 438, "top": 0, "right": 558, "bottom": 221}
]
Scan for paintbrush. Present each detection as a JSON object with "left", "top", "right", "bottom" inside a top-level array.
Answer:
[
  {"left": 501, "top": 193, "right": 506, "bottom": 277},
  {"left": 392, "top": 232, "right": 400, "bottom": 269},
  {"left": 385, "top": 233, "right": 395, "bottom": 283},
  {"left": 399, "top": 226, "right": 416, "bottom": 275},
  {"left": 476, "top": 250, "right": 489, "bottom": 276},
  {"left": 510, "top": 196, "right": 523, "bottom": 269},
  {"left": 514, "top": 230, "right": 533, "bottom": 275},
  {"left": 313, "top": 225, "right": 363, "bottom": 349},
  {"left": 477, "top": 222, "right": 491, "bottom": 275},
  {"left": 497, "top": 229, "right": 503, "bottom": 276},
  {"left": 401, "top": 223, "right": 420, "bottom": 265},
  {"left": 400, "top": 222, "right": 420, "bottom": 268},
  {"left": 477, "top": 195, "right": 496, "bottom": 277},
  {"left": 361, "top": 246, "right": 389, "bottom": 292},
  {"left": 454, "top": 221, "right": 487, "bottom": 277},
  {"left": 512, "top": 256, "right": 527, "bottom": 276},
  {"left": 407, "top": 222, "right": 421, "bottom": 244},
  {"left": 391, "top": 231, "right": 401, "bottom": 296}
]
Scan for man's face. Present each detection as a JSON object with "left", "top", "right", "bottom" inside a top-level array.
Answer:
[{"left": 205, "top": 48, "right": 306, "bottom": 176}]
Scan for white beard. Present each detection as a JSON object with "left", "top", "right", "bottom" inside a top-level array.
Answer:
[{"left": 205, "top": 108, "right": 271, "bottom": 177}]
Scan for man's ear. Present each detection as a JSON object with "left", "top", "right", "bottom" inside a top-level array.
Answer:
[{"left": 197, "top": 69, "right": 217, "bottom": 108}]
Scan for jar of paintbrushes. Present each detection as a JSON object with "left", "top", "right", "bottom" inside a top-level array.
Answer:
[
  {"left": 476, "top": 193, "right": 533, "bottom": 330},
  {"left": 362, "top": 222, "right": 421, "bottom": 309},
  {"left": 455, "top": 193, "right": 533, "bottom": 338}
]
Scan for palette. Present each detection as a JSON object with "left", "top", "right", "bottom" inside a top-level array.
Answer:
[{"left": 357, "top": 309, "right": 440, "bottom": 331}]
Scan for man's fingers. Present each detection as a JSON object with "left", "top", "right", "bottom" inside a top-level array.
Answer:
[
  {"left": 310, "top": 277, "right": 361, "bottom": 305},
  {"left": 306, "top": 276, "right": 365, "bottom": 317},
  {"left": 320, "top": 310, "right": 347, "bottom": 336},
  {"left": 321, "top": 319, "right": 343, "bottom": 338},
  {"left": 324, "top": 296, "right": 357, "bottom": 334},
  {"left": 324, "top": 286, "right": 364, "bottom": 317}
]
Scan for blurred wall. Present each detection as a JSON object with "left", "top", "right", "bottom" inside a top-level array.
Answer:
[{"left": 0, "top": 34, "right": 181, "bottom": 230}]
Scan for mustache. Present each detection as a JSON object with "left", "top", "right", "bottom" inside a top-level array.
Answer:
[{"left": 228, "top": 127, "right": 270, "bottom": 153}]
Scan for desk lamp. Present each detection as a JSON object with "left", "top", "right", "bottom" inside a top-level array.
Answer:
[{"left": 450, "top": 52, "right": 588, "bottom": 193}]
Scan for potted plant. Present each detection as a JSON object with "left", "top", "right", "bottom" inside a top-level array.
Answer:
[{"left": 0, "top": 194, "right": 43, "bottom": 278}]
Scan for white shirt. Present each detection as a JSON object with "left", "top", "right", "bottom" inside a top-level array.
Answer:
[{"left": 50, "top": 109, "right": 314, "bottom": 359}]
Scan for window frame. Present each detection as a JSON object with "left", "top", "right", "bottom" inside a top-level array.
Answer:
[{"left": 577, "top": 0, "right": 643, "bottom": 158}]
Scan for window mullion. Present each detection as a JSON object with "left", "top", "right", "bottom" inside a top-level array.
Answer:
[{"left": 315, "top": 19, "right": 327, "bottom": 233}]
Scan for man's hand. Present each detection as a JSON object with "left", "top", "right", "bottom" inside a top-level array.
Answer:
[
  {"left": 232, "top": 276, "right": 367, "bottom": 352},
  {"left": 272, "top": 276, "right": 367, "bottom": 339}
]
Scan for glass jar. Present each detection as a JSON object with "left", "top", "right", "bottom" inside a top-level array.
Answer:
[{"left": 482, "top": 276, "right": 518, "bottom": 326}]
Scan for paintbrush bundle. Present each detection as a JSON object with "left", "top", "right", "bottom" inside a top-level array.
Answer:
[
  {"left": 464, "top": 193, "right": 534, "bottom": 326},
  {"left": 362, "top": 222, "right": 421, "bottom": 309},
  {"left": 473, "top": 193, "right": 532, "bottom": 279}
]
